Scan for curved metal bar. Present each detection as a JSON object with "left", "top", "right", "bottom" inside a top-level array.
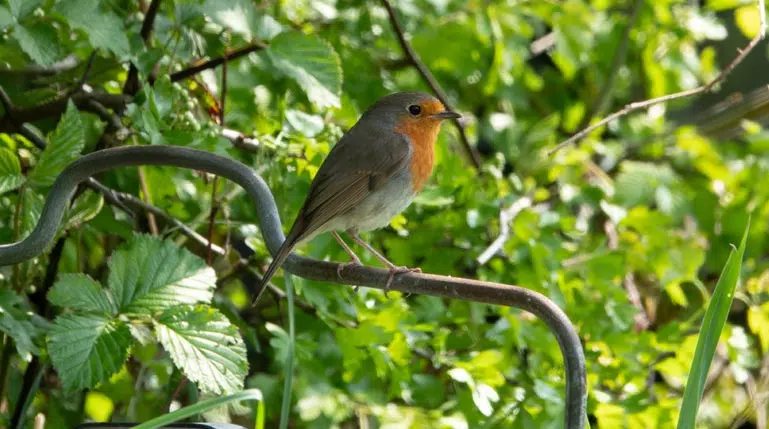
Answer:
[{"left": 0, "top": 146, "right": 586, "bottom": 428}]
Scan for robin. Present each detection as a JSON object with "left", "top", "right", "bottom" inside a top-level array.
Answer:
[{"left": 254, "top": 91, "right": 461, "bottom": 304}]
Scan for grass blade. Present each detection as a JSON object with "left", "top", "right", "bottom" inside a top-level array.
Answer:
[
  {"left": 676, "top": 217, "right": 750, "bottom": 429},
  {"left": 279, "top": 273, "right": 296, "bottom": 429},
  {"left": 131, "top": 389, "right": 263, "bottom": 429}
]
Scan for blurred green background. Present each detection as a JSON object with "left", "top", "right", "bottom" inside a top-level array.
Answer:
[{"left": 1, "top": 0, "right": 769, "bottom": 428}]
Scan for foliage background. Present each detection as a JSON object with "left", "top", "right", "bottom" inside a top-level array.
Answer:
[{"left": 0, "top": 0, "right": 768, "bottom": 428}]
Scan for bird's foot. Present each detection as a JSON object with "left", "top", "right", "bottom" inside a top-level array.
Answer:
[
  {"left": 385, "top": 266, "right": 422, "bottom": 290},
  {"left": 336, "top": 259, "right": 363, "bottom": 279}
]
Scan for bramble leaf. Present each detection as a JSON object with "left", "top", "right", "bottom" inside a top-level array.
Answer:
[{"left": 154, "top": 305, "right": 248, "bottom": 395}]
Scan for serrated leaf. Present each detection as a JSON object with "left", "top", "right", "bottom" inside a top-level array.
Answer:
[
  {"left": 0, "top": 147, "right": 24, "bottom": 194},
  {"left": 107, "top": 234, "right": 216, "bottom": 313},
  {"left": 13, "top": 22, "right": 64, "bottom": 66},
  {"left": 154, "top": 305, "right": 247, "bottom": 395},
  {"left": 48, "top": 273, "right": 116, "bottom": 314},
  {"left": 29, "top": 101, "right": 84, "bottom": 187},
  {"left": 268, "top": 31, "right": 342, "bottom": 108},
  {"left": 65, "top": 190, "right": 104, "bottom": 229},
  {"left": 55, "top": 0, "right": 130, "bottom": 58},
  {"left": 0, "top": 289, "right": 42, "bottom": 360},
  {"left": 48, "top": 314, "right": 131, "bottom": 390}
]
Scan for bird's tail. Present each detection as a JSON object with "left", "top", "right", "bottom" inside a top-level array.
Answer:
[{"left": 251, "top": 232, "right": 298, "bottom": 306}]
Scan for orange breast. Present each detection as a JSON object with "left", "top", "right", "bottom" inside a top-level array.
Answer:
[{"left": 395, "top": 119, "right": 441, "bottom": 192}]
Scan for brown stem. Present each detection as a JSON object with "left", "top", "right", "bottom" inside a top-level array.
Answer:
[
  {"left": 551, "top": 0, "right": 767, "bottom": 154},
  {"left": 380, "top": 0, "right": 482, "bottom": 170},
  {"left": 123, "top": 0, "right": 162, "bottom": 95},
  {"left": 168, "top": 42, "right": 267, "bottom": 83}
]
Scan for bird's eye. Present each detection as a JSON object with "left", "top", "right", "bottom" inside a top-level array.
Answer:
[{"left": 408, "top": 104, "right": 422, "bottom": 116}]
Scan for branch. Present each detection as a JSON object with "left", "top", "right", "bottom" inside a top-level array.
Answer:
[
  {"left": 86, "top": 180, "right": 226, "bottom": 255},
  {"left": 123, "top": 0, "right": 162, "bottom": 95},
  {"left": 380, "top": 0, "right": 482, "bottom": 170},
  {"left": 0, "top": 146, "right": 586, "bottom": 429},
  {"left": 550, "top": 0, "right": 768, "bottom": 154},
  {"left": 476, "top": 196, "right": 533, "bottom": 265},
  {"left": 168, "top": 42, "right": 267, "bottom": 83},
  {"left": 0, "top": 90, "right": 256, "bottom": 151},
  {"left": 0, "top": 55, "right": 79, "bottom": 77},
  {"left": 0, "top": 88, "right": 225, "bottom": 255},
  {"left": 0, "top": 91, "right": 132, "bottom": 132}
]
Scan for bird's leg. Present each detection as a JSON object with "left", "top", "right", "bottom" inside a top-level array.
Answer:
[
  {"left": 348, "top": 233, "right": 421, "bottom": 289},
  {"left": 331, "top": 232, "right": 363, "bottom": 280}
]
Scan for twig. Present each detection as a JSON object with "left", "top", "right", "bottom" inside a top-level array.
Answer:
[
  {"left": 84, "top": 180, "right": 226, "bottom": 255},
  {"left": 167, "top": 376, "right": 188, "bottom": 411},
  {"left": 476, "top": 196, "right": 532, "bottom": 265},
  {"left": 72, "top": 51, "right": 98, "bottom": 93},
  {"left": 18, "top": 121, "right": 221, "bottom": 253},
  {"left": 206, "top": 176, "right": 219, "bottom": 265},
  {"left": 0, "top": 86, "right": 15, "bottom": 116},
  {"left": 206, "top": 41, "right": 229, "bottom": 264},
  {"left": 0, "top": 55, "right": 79, "bottom": 77},
  {"left": 0, "top": 91, "right": 131, "bottom": 132},
  {"left": 85, "top": 99, "right": 124, "bottom": 132},
  {"left": 123, "top": 0, "right": 162, "bottom": 95},
  {"left": 137, "top": 166, "right": 158, "bottom": 235},
  {"left": 380, "top": 0, "right": 482, "bottom": 170},
  {"left": 0, "top": 89, "right": 256, "bottom": 151},
  {"left": 550, "top": 0, "right": 768, "bottom": 154},
  {"left": 168, "top": 42, "right": 267, "bottom": 83},
  {"left": 221, "top": 128, "right": 260, "bottom": 151},
  {"left": 604, "top": 220, "right": 650, "bottom": 330}
]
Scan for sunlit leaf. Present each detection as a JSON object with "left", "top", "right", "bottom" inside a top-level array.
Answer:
[
  {"left": 268, "top": 31, "right": 342, "bottom": 108},
  {"left": 154, "top": 305, "right": 248, "bottom": 395}
]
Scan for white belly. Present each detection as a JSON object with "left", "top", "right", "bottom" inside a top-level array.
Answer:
[{"left": 320, "top": 168, "right": 415, "bottom": 234}]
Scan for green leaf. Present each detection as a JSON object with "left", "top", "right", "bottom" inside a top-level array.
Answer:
[
  {"left": 0, "top": 6, "right": 14, "bottom": 30},
  {"left": 414, "top": 186, "right": 456, "bottom": 207},
  {"left": 55, "top": 0, "right": 130, "bottom": 58},
  {"left": 0, "top": 147, "right": 24, "bottom": 194},
  {"left": 48, "top": 273, "right": 116, "bottom": 314},
  {"left": 13, "top": 22, "right": 63, "bottom": 67},
  {"left": 9, "top": 0, "right": 41, "bottom": 20},
  {"left": 132, "top": 389, "right": 263, "bottom": 429},
  {"left": 107, "top": 234, "right": 216, "bottom": 313},
  {"left": 285, "top": 109, "right": 324, "bottom": 137},
  {"left": 29, "top": 101, "right": 84, "bottom": 187},
  {"left": 268, "top": 31, "right": 342, "bottom": 108},
  {"left": 676, "top": 217, "right": 750, "bottom": 429},
  {"left": 20, "top": 189, "right": 44, "bottom": 238},
  {"left": 734, "top": 4, "right": 761, "bottom": 38},
  {"left": 64, "top": 190, "right": 104, "bottom": 229},
  {"left": 154, "top": 305, "right": 248, "bottom": 395},
  {"left": 0, "top": 289, "right": 43, "bottom": 360},
  {"left": 48, "top": 313, "right": 131, "bottom": 390},
  {"left": 199, "top": 0, "right": 257, "bottom": 39}
]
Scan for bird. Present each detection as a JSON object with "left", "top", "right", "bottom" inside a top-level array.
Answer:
[{"left": 253, "top": 91, "right": 461, "bottom": 305}]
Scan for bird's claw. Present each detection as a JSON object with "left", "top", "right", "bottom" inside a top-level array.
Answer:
[
  {"left": 337, "top": 260, "right": 363, "bottom": 279},
  {"left": 384, "top": 266, "right": 421, "bottom": 291}
]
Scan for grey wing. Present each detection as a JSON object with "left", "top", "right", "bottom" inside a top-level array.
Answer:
[{"left": 288, "top": 129, "right": 412, "bottom": 241}]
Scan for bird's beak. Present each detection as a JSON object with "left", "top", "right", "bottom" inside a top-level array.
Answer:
[{"left": 432, "top": 110, "right": 461, "bottom": 120}]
